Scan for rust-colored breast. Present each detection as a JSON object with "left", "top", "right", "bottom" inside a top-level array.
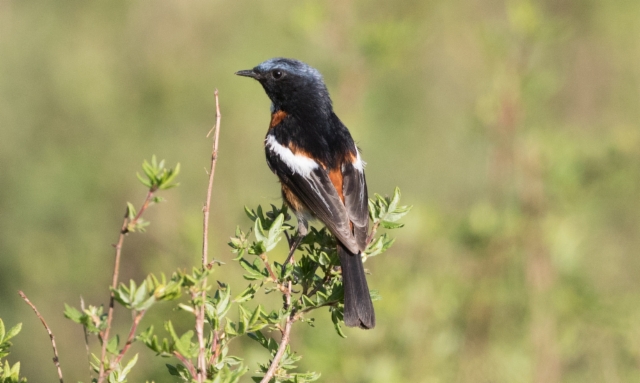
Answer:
[{"left": 270, "top": 110, "right": 288, "bottom": 129}]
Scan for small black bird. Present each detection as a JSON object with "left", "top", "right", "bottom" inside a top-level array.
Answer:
[{"left": 236, "top": 58, "right": 375, "bottom": 329}]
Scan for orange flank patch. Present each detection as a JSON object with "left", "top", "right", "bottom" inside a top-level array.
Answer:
[
  {"left": 282, "top": 184, "right": 305, "bottom": 212},
  {"left": 328, "top": 168, "right": 344, "bottom": 202},
  {"left": 270, "top": 110, "right": 288, "bottom": 128}
]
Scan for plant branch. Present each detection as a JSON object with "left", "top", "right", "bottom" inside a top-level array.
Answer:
[
  {"left": 19, "top": 291, "right": 64, "bottom": 383},
  {"left": 365, "top": 220, "right": 381, "bottom": 248},
  {"left": 195, "top": 292, "right": 207, "bottom": 382},
  {"left": 260, "top": 316, "right": 294, "bottom": 383},
  {"left": 174, "top": 351, "right": 198, "bottom": 379},
  {"left": 98, "top": 190, "right": 155, "bottom": 383},
  {"left": 197, "top": 89, "right": 222, "bottom": 382},
  {"left": 296, "top": 300, "right": 339, "bottom": 317},
  {"left": 202, "top": 89, "right": 222, "bottom": 267},
  {"left": 284, "top": 231, "right": 292, "bottom": 248},
  {"left": 208, "top": 330, "right": 220, "bottom": 366},
  {"left": 129, "top": 190, "right": 156, "bottom": 228},
  {"left": 259, "top": 253, "right": 279, "bottom": 283},
  {"left": 113, "top": 310, "right": 146, "bottom": 366},
  {"left": 260, "top": 281, "right": 294, "bottom": 383},
  {"left": 307, "top": 268, "right": 332, "bottom": 298}
]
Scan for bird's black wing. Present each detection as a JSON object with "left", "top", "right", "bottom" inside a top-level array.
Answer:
[
  {"left": 342, "top": 161, "right": 369, "bottom": 251},
  {"left": 265, "top": 140, "right": 360, "bottom": 254}
]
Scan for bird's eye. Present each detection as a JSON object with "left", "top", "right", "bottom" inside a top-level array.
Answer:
[{"left": 272, "top": 70, "right": 283, "bottom": 79}]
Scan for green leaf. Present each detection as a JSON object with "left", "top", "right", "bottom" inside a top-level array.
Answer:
[
  {"left": 380, "top": 221, "right": 405, "bottom": 229},
  {"left": 244, "top": 206, "right": 258, "bottom": 221},
  {"left": 369, "top": 289, "right": 381, "bottom": 302},
  {"left": 381, "top": 205, "right": 412, "bottom": 223},
  {"left": 388, "top": 186, "right": 401, "bottom": 212},
  {"left": 151, "top": 196, "right": 165, "bottom": 204},
  {"left": 365, "top": 234, "right": 396, "bottom": 259},
  {"left": 177, "top": 329, "right": 195, "bottom": 358},
  {"left": 234, "top": 284, "right": 259, "bottom": 303},
  {"left": 248, "top": 305, "right": 262, "bottom": 328},
  {"left": 136, "top": 295, "right": 156, "bottom": 311},
  {"left": 121, "top": 353, "right": 138, "bottom": 377},
  {"left": 254, "top": 218, "right": 267, "bottom": 244},
  {"left": 64, "top": 304, "right": 83, "bottom": 323},
  {"left": 137, "top": 326, "right": 154, "bottom": 342},
  {"left": 133, "top": 281, "right": 148, "bottom": 306},
  {"left": 331, "top": 307, "right": 347, "bottom": 338},
  {"left": 106, "top": 335, "right": 120, "bottom": 355},
  {"left": 301, "top": 295, "right": 315, "bottom": 309},
  {"left": 126, "top": 202, "right": 137, "bottom": 221},
  {"left": 265, "top": 213, "right": 285, "bottom": 251},
  {"left": 225, "top": 321, "right": 238, "bottom": 337},
  {"left": 239, "top": 259, "right": 264, "bottom": 280},
  {"left": 165, "top": 363, "right": 180, "bottom": 377},
  {"left": 142, "top": 160, "right": 155, "bottom": 182},
  {"left": 159, "top": 163, "right": 180, "bottom": 190},
  {"left": 3, "top": 323, "right": 21, "bottom": 343},
  {"left": 237, "top": 306, "right": 250, "bottom": 335},
  {"left": 136, "top": 173, "right": 152, "bottom": 187},
  {"left": 248, "top": 242, "right": 267, "bottom": 256},
  {"left": 178, "top": 335, "right": 195, "bottom": 358},
  {"left": 368, "top": 198, "right": 378, "bottom": 221},
  {"left": 247, "top": 330, "right": 277, "bottom": 351},
  {"left": 216, "top": 287, "right": 232, "bottom": 318}
]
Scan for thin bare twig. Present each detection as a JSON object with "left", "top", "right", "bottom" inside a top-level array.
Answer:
[
  {"left": 202, "top": 89, "right": 222, "bottom": 267},
  {"left": 19, "top": 291, "right": 64, "bottom": 383},
  {"left": 98, "top": 190, "right": 155, "bottom": 383},
  {"left": 197, "top": 90, "right": 222, "bottom": 382},
  {"left": 113, "top": 310, "right": 146, "bottom": 366}
]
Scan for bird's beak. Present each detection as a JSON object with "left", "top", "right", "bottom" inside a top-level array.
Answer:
[{"left": 235, "top": 69, "right": 261, "bottom": 80}]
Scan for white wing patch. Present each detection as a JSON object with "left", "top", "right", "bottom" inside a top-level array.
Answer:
[
  {"left": 265, "top": 135, "right": 319, "bottom": 178},
  {"left": 353, "top": 146, "right": 366, "bottom": 171}
]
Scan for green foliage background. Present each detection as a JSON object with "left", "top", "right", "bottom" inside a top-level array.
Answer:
[{"left": 1, "top": 0, "right": 639, "bottom": 382}]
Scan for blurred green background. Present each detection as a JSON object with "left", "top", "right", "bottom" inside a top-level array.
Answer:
[{"left": 1, "top": 0, "right": 640, "bottom": 382}]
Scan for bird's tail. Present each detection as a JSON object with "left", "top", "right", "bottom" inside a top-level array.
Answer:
[{"left": 338, "top": 242, "right": 375, "bottom": 329}]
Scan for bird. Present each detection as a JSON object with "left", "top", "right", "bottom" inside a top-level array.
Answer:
[{"left": 236, "top": 58, "right": 375, "bottom": 329}]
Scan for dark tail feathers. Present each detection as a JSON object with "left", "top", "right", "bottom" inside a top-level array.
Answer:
[{"left": 338, "top": 243, "right": 375, "bottom": 329}]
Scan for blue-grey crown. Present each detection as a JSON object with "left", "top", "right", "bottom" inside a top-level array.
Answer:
[{"left": 255, "top": 58, "right": 324, "bottom": 84}]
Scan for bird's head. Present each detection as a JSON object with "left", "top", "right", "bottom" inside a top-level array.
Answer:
[{"left": 236, "top": 58, "right": 332, "bottom": 117}]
